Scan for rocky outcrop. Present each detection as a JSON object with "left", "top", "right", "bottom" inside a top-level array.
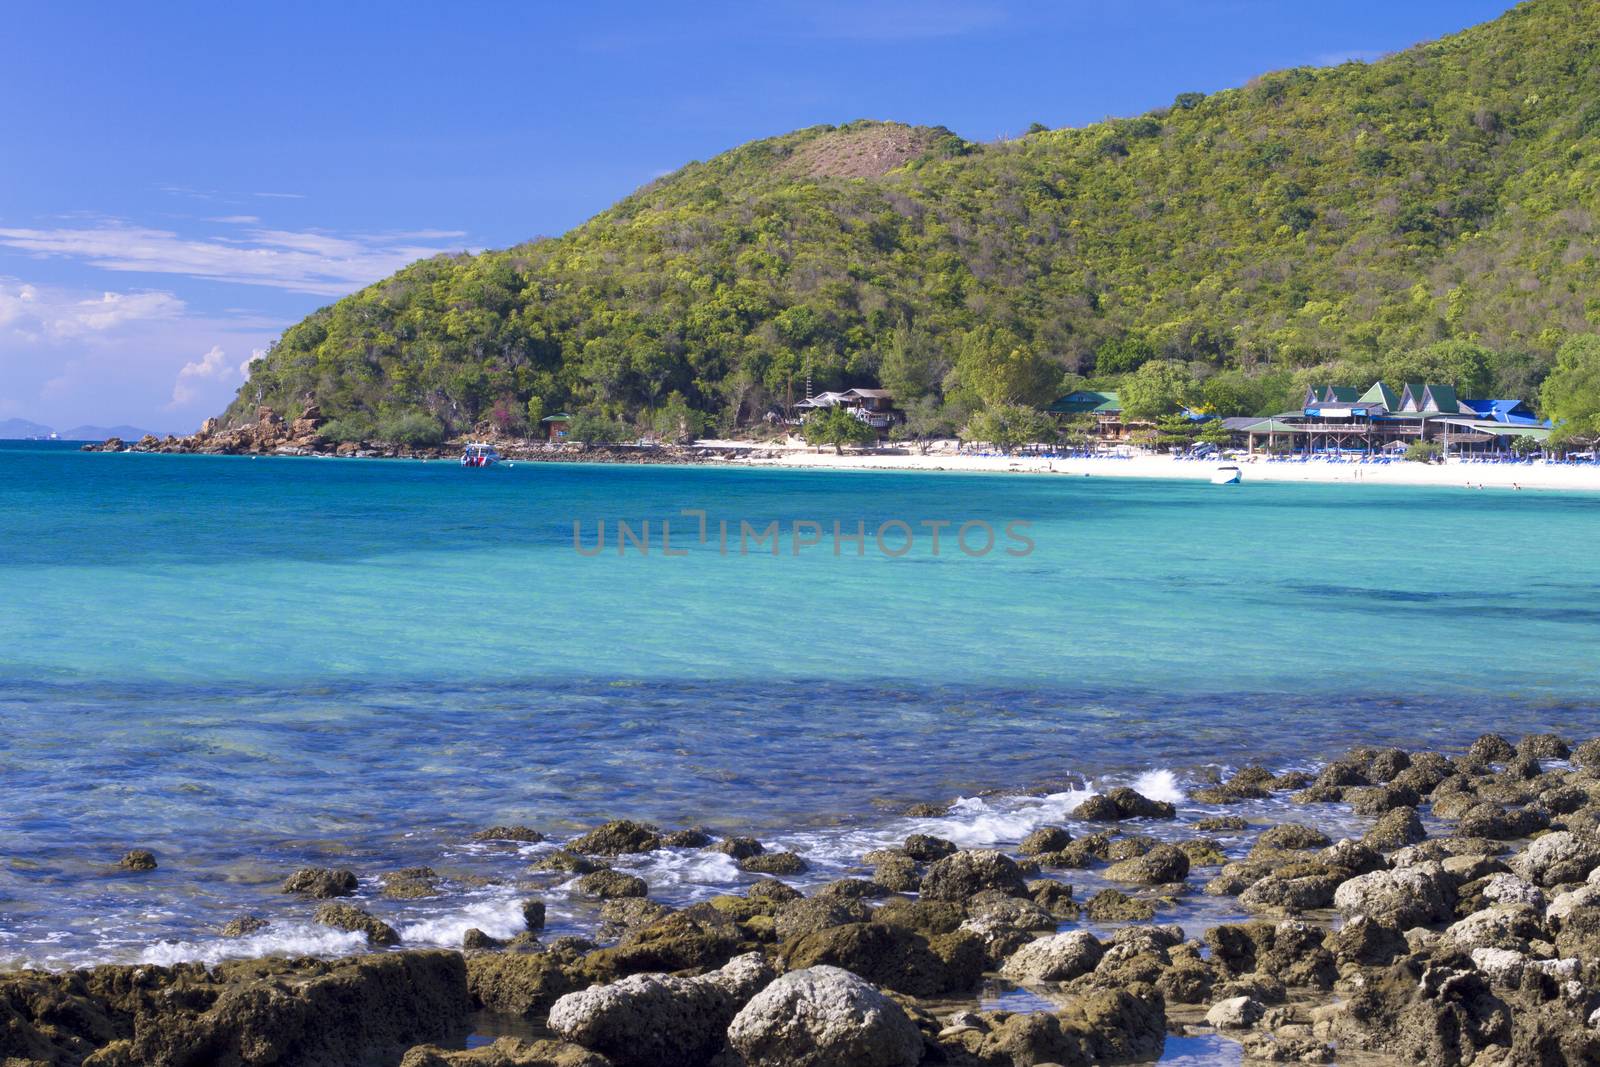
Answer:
[
  {"left": 282, "top": 866, "right": 358, "bottom": 898},
  {"left": 0, "top": 951, "right": 468, "bottom": 1067},
  {"left": 778, "top": 921, "right": 985, "bottom": 997},
  {"left": 739, "top": 851, "right": 808, "bottom": 875},
  {"left": 1511, "top": 830, "right": 1600, "bottom": 887},
  {"left": 726, "top": 966, "right": 923, "bottom": 1067},
  {"left": 1071, "top": 787, "right": 1177, "bottom": 821},
  {"left": 1334, "top": 863, "right": 1456, "bottom": 929},
  {"left": 467, "top": 952, "right": 580, "bottom": 1017},
  {"left": 471, "top": 826, "right": 545, "bottom": 844},
  {"left": 1104, "top": 843, "right": 1189, "bottom": 885},
  {"left": 568, "top": 820, "right": 661, "bottom": 855},
  {"left": 399, "top": 1038, "right": 609, "bottom": 1066},
  {"left": 918, "top": 849, "right": 1027, "bottom": 901},
  {"left": 575, "top": 870, "right": 648, "bottom": 899},
  {"left": 998, "top": 930, "right": 1105, "bottom": 982},
  {"left": 315, "top": 902, "right": 401, "bottom": 946},
  {"left": 547, "top": 952, "right": 775, "bottom": 1067},
  {"left": 948, "top": 988, "right": 1167, "bottom": 1065}
]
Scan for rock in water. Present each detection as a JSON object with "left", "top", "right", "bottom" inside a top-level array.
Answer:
[
  {"left": 315, "top": 902, "right": 402, "bottom": 947},
  {"left": 919, "top": 849, "right": 1028, "bottom": 901},
  {"left": 739, "top": 851, "right": 808, "bottom": 875},
  {"left": 1104, "top": 843, "right": 1190, "bottom": 885},
  {"left": 998, "top": 930, "right": 1105, "bottom": 982},
  {"left": 282, "top": 866, "right": 358, "bottom": 897},
  {"left": 399, "top": 1037, "right": 610, "bottom": 1066},
  {"left": 548, "top": 952, "right": 775, "bottom": 1067},
  {"left": 575, "top": 870, "right": 649, "bottom": 899},
  {"left": 902, "top": 833, "right": 957, "bottom": 861},
  {"left": 219, "top": 915, "right": 269, "bottom": 938},
  {"left": 117, "top": 849, "right": 158, "bottom": 871},
  {"left": 1018, "top": 826, "right": 1073, "bottom": 855},
  {"left": 726, "top": 965, "right": 923, "bottom": 1067},
  {"left": 1073, "top": 787, "right": 1178, "bottom": 821},
  {"left": 712, "top": 835, "right": 765, "bottom": 859},
  {"left": 568, "top": 820, "right": 661, "bottom": 855},
  {"left": 470, "top": 825, "right": 544, "bottom": 843},
  {"left": 777, "top": 921, "right": 984, "bottom": 997},
  {"left": 1206, "top": 995, "right": 1265, "bottom": 1030}
]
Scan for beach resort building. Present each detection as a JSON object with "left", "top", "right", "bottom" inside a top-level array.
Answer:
[
  {"left": 1046, "top": 390, "right": 1142, "bottom": 442},
  {"left": 1226, "top": 382, "right": 1549, "bottom": 456},
  {"left": 794, "top": 388, "right": 902, "bottom": 433},
  {"left": 541, "top": 413, "right": 573, "bottom": 441}
]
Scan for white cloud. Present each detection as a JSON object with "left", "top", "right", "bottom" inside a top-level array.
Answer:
[
  {"left": 0, "top": 278, "right": 280, "bottom": 430},
  {"left": 253, "top": 191, "right": 306, "bottom": 199},
  {"left": 207, "top": 214, "right": 261, "bottom": 224},
  {"left": 0, "top": 221, "right": 468, "bottom": 296},
  {"left": 239, "top": 347, "right": 266, "bottom": 379},
  {"left": 0, "top": 279, "right": 184, "bottom": 338},
  {"left": 170, "top": 345, "right": 235, "bottom": 408}
]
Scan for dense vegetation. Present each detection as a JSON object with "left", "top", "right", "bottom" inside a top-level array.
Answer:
[{"left": 226, "top": 0, "right": 1600, "bottom": 443}]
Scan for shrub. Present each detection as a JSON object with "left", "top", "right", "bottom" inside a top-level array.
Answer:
[
  {"left": 320, "top": 414, "right": 376, "bottom": 443},
  {"left": 566, "top": 412, "right": 631, "bottom": 445},
  {"left": 1404, "top": 440, "right": 1443, "bottom": 463},
  {"left": 375, "top": 412, "right": 444, "bottom": 448}
]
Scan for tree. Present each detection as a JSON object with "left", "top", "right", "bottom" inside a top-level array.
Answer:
[
  {"left": 803, "top": 406, "right": 876, "bottom": 454},
  {"left": 651, "top": 391, "right": 706, "bottom": 443},
  {"left": 1404, "top": 440, "right": 1443, "bottom": 463},
  {"left": 1197, "top": 418, "right": 1233, "bottom": 449},
  {"left": 947, "top": 326, "right": 1059, "bottom": 409},
  {"left": 375, "top": 412, "right": 444, "bottom": 448},
  {"left": 878, "top": 319, "right": 945, "bottom": 403},
  {"left": 1120, "top": 360, "right": 1196, "bottom": 420},
  {"left": 1201, "top": 370, "right": 1274, "bottom": 417},
  {"left": 566, "top": 411, "right": 630, "bottom": 446},
  {"left": 1384, "top": 341, "right": 1493, "bottom": 397},
  {"left": 1059, "top": 414, "right": 1099, "bottom": 453},
  {"left": 1541, "top": 335, "right": 1600, "bottom": 445},
  {"left": 1095, "top": 335, "right": 1154, "bottom": 374},
  {"left": 963, "top": 403, "right": 1057, "bottom": 453},
  {"left": 1155, "top": 412, "right": 1202, "bottom": 450},
  {"left": 1508, "top": 434, "right": 1542, "bottom": 457}
]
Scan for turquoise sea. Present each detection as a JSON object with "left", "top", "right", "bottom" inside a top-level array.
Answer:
[{"left": 1, "top": 440, "right": 1597, "bottom": 968}]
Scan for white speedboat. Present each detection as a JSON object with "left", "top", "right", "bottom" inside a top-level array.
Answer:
[
  {"left": 460, "top": 442, "right": 501, "bottom": 468},
  {"left": 1211, "top": 464, "right": 1241, "bottom": 485}
]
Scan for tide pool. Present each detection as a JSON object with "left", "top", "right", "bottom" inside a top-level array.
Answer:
[{"left": 0, "top": 441, "right": 1597, "bottom": 965}]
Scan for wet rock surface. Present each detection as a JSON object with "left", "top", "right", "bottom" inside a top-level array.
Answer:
[
  {"left": 13, "top": 732, "right": 1600, "bottom": 1065},
  {"left": 282, "top": 866, "right": 359, "bottom": 898},
  {"left": 0, "top": 951, "right": 469, "bottom": 1066}
]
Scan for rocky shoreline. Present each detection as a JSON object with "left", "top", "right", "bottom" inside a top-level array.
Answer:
[
  {"left": 7, "top": 731, "right": 1600, "bottom": 1066},
  {"left": 77, "top": 405, "right": 761, "bottom": 465}
]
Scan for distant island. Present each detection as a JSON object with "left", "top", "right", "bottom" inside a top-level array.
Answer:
[{"left": 0, "top": 418, "right": 161, "bottom": 441}]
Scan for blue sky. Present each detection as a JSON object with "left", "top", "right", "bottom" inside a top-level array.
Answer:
[{"left": 1, "top": 1, "right": 1515, "bottom": 432}]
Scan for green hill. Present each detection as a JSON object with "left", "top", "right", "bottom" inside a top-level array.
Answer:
[{"left": 226, "top": 0, "right": 1600, "bottom": 442}]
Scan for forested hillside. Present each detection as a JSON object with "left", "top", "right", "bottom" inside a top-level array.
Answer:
[{"left": 225, "top": 0, "right": 1600, "bottom": 443}]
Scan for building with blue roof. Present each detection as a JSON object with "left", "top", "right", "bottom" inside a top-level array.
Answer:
[{"left": 1229, "top": 381, "right": 1550, "bottom": 456}]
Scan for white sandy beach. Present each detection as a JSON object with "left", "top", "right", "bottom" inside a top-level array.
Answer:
[{"left": 721, "top": 444, "right": 1600, "bottom": 492}]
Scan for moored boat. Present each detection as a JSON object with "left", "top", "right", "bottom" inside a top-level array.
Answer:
[
  {"left": 1211, "top": 464, "right": 1241, "bottom": 485},
  {"left": 460, "top": 442, "right": 501, "bottom": 467}
]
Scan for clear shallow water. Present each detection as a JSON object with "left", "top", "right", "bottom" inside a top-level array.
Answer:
[{"left": 1, "top": 441, "right": 1598, "bottom": 968}]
